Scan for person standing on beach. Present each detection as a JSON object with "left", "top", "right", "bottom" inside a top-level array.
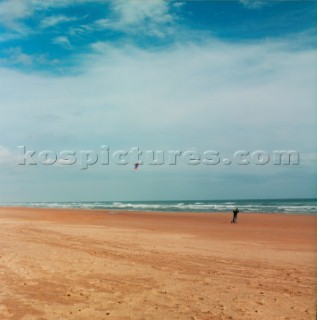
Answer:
[{"left": 231, "top": 208, "right": 239, "bottom": 223}]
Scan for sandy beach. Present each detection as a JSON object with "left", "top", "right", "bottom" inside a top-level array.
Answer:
[{"left": 0, "top": 207, "right": 316, "bottom": 320}]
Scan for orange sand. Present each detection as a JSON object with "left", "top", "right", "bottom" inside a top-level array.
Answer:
[{"left": 0, "top": 207, "right": 316, "bottom": 320}]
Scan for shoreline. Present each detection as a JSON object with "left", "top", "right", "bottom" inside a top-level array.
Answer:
[
  {"left": 0, "top": 205, "right": 316, "bottom": 216},
  {"left": 1, "top": 197, "right": 316, "bottom": 216},
  {"left": 0, "top": 206, "right": 316, "bottom": 319}
]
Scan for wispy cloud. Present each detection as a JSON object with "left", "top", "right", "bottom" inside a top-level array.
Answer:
[
  {"left": 239, "top": 0, "right": 270, "bottom": 9},
  {"left": 0, "top": 0, "right": 176, "bottom": 44},
  {"left": 40, "top": 15, "right": 80, "bottom": 29},
  {"left": 68, "top": 24, "right": 95, "bottom": 36},
  {"left": 52, "top": 36, "right": 72, "bottom": 48},
  {"left": 110, "top": 0, "right": 174, "bottom": 26},
  {"left": 0, "top": 0, "right": 33, "bottom": 35},
  {"left": 173, "top": 2, "right": 185, "bottom": 9},
  {"left": 0, "top": 47, "right": 59, "bottom": 67},
  {"left": 0, "top": 0, "right": 100, "bottom": 35},
  {"left": 95, "top": 0, "right": 175, "bottom": 37}
]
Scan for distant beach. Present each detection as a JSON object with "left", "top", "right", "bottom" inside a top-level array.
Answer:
[{"left": 0, "top": 206, "right": 316, "bottom": 319}]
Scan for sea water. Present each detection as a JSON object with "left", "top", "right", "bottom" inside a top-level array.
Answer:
[{"left": 1, "top": 198, "right": 316, "bottom": 214}]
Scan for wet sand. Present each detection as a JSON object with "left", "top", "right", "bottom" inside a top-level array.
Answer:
[{"left": 0, "top": 207, "right": 316, "bottom": 320}]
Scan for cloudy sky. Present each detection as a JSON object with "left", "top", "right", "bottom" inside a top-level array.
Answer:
[{"left": 0, "top": 0, "right": 316, "bottom": 202}]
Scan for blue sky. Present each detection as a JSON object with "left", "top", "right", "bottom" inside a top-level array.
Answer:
[{"left": 0, "top": 0, "right": 316, "bottom": 202}]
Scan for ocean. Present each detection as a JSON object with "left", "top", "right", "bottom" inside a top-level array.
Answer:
[{"left": 0, "top": 199, "right": 316, "bottom": 214}]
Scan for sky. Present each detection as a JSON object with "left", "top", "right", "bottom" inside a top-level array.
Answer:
[{"left": 0, "top": 0, "right": 316, "bottom": 202}]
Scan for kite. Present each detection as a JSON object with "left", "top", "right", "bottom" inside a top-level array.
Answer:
[{"left": 134, "top": 162, "right": 139, "bottom": 170}]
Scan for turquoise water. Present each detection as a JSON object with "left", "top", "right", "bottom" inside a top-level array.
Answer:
[{"left": 1, "top": 199, "right": 316, "bottom": 214}]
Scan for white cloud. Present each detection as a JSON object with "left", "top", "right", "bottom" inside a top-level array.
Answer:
[
  {"left": 173, "top": 2, "right": 185, "bottom": 8},
  {"left": 0, "top": 0, "right": 32, "bottom": 21},
  {"left": 0, "top": 38, "right": 316, "bottom": 154},
  {"left": 0, "top": 37, "right": 316, "bottom": 200},
  {"left": 1, "top": 47, "right": 57, "bottom": 67},
  {"left": 239, "top": 0, "right": 269, "bottom": 9},
  {"left": 110, "top": 0, "right": 173, "bottom": 25},
  {"left": 68, "top": 24, "right": 95, "bottom": 36},
  {"left": 40, "top": 15, "right": 79, "bottom": 29},
  {"left": 0, "top": 0, "right": 103, "bottom": 35},
  {"left": 0, "top": 146, "right": 17, "bottom": 164},
  {"left": 0, "top": 33, "right": 21, "bottom": 43},
  {"left": 0, "top": 0, "right": 33, "bottom": 35},
  {"left": 0, "top": 0, "right": 175, "bottom": 40},
  {"left": 94, "top": 0, "right": 175, "bottom": 37},
  {"left": 52, "top": 36, "right": 72, "bottom": 48}
]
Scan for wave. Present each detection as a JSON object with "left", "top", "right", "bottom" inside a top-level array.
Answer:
[{"left": 1, "top": 200, "right": 316, "bottom": 214}]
